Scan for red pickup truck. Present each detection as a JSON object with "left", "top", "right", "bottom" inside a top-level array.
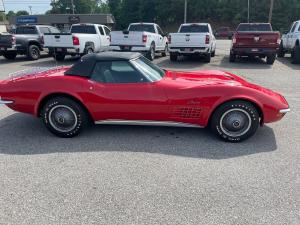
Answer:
[{"left": 230, "top": 23, "right": 280, "bottom": 65}]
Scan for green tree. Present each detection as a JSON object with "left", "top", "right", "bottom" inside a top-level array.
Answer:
[
  {"left": 16, "top": 10, "right": 29, "bottom": 16},
  {"left": 50, "top": 0, "right": 99, "bottom": 14},
  {"left": 6, "top": 10, "right": 16, "bottom": 20}
]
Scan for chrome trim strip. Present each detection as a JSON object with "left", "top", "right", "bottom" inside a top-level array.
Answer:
[
  {"left": 279, "top": 108, "right": 291, "bottom": 114},
  {"left": 0, "top": 99, "right": 13, "bottom": 105},
  {"left": 95, "top": 119, "right": 203, "bottom": 128}
]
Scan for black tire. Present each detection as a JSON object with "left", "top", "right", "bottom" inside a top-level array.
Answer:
[
  {"left": 162, "top": 44, "right": 168, "bottom": 57},
  {"left": 277, "top": 42, "right": 285, "bottom": 58},
  {"left": 210, "top": 100, "right": 260, "bottom": 142},
  {"left": 203, "top": 53, "right": 211, "bottom": 63},
  {"left": 266, "top": 54, "right": 276, "bottom": 65},
  {"left": 229, "top": 52, "right": 236, "bottom": 62},
  {"left": 146, "top": 43, "right": 155, "bottom": 61},
  {"left": 170, "top": 53, "right": 177, "bottom": 61},
  {"left": 291, "top": 45, "right": 300, "bottom": 64},
  {"left": 3, "top": 51, "right": 17, "bottom": 60},
  {"left": 84, "top": 46, "right": 94, "bottom": 55},
  {"left": 211, "top": 50, "right": 216, "bottom": 57},
  {"left": 27, "top": 45, "right": 40, "bottom": 60},
  {"left": 42, "top": 97, "right": 88, "bottom": 138},
  {"left": 53, "top": 53, "right": 66, "bottom": 61}
]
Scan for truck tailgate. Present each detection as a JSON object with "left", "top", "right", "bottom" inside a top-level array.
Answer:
[
  {"left": 234, "top": 32, "right": 280, "bottom": 48},
  {"left": 110, "top": 31, "right": 144, "bottom": 46},
  {"left": 0, "top": 34, "right": 12, "bottom": 48},
  {"left": 44, "top": 33, "right": 74, "bottom": 48},
  {"left": 170, "top": 33, "right": 208, "bottom": 47}
]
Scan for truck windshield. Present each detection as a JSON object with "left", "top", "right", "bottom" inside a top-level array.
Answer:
[
  {"left": 237, "top": 24, "right": 272, "bottom": 32},
  {"left": 71, "top": 25, "right": 97, "bottom": 34},
  {"left": 16, "top": 26, "right": 37, "bottom": 34},
  {"left": 179, "top": 25, "right": 209, "bottom": 33},
  {"left": 131, "top": 56, "right": 165, "bottom": 82},
  {"left": 128, "top": 24, "right": 155, "bottom": 33}
]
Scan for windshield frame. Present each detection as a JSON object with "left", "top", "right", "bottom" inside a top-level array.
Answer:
[{"left": 130, "top": 56, "right": 166, "bottom": 83}]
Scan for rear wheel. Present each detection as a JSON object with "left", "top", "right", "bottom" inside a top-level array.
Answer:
[
  {"left": 27, "top": 45, "right": 40, "bottom": 60},
  {"left": 170, "top": 53, "right": 177, "bottom": 61},
  {"left": 3, "top": 51, "right": 17, "bottom": 60},
  {"left": 211, "top": 50, "right": 216, "bottom": 57},
  {"left": 203, "top": 53, "right": 211, "bottom": 63},
  {"left": 210, "top": 100, "right": 260, "bottom": 142},
  {"left": 291, "top": 45, "right": 300, "bottom": 64},
  {"left": 229, "top": 52, "right": 236, "bottom": 62},
  {"left": 266, "top": 54, "right": 276, "bottom": 65},
  {"left": 42, "top": 97, "right": 88, "bottom": 138},
  {"left": 53, "top": 53, "right": 66, "bottom": 61},
  {"left": 84, "top": 46, "right": 94, "bottom": 55}
]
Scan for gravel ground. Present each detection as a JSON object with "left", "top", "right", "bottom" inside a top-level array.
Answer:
[{"left": 0, "top": 40, "right": 299, "bottom": 225}]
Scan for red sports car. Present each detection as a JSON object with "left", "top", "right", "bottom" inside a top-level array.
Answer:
[{"left": 0, "top": 52, "right": 290, "bottom": 142}]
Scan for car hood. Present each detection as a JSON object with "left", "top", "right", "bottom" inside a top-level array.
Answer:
[{"left": 164, "top": 70, "right": 246, "bottom": 86}]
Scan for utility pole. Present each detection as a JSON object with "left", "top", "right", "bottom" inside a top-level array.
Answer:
[
  {"left": 71, "top": 0, "right": 75, "bottom": 14},
  {"left": 268, "top": 0, "right": 274, "bottom": 23},
  {"left": 184, "top": 0, "right": 187, "bottom": 23},
  {"left": 29, "top": 6, "right": 32, "bottom": 15},
  {"left": 247, "top": 0, "right": 250, "bottom": 23}
]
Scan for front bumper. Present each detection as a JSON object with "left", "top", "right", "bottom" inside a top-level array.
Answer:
[
  {"left": 110, "top": 45, "right": 148, "bottom": 52},
  {"left": 168, "top": 47, "right": 209, "bottom": 55},
  {"left": 279, "top": 108, "right": 291, "bottom": 114},
  {"left": 0, "top": 97, "right": 13, "bottom": 105}
]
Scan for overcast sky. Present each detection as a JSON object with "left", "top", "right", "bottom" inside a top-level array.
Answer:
[{"left": 3, "top": 0, "right": 51, "bottom": 14}]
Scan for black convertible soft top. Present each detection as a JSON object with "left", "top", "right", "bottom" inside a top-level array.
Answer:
[{"left": 65, "top": 52, "right": 142, "bottom": 77}]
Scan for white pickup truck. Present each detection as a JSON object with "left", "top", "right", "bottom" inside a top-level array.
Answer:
[
  {"left": 44, "top": 23, "right": 111, "bottom": 61},
  {"left": 110, "top": 23, "right": 168, "bottom": 61},
  {"left": 168, "top": 23, "right": 216, "bottom": 62},
  {"left": 278, "top": 20, "right": 300, "bottom": 64}
]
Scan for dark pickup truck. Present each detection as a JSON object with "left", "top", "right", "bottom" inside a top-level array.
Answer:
[
  {"left": 0, "top": 25, "right": 60, "bottom": 60},
  {"left": 230, "top": 23, "right": 280, "bottom": 65}
]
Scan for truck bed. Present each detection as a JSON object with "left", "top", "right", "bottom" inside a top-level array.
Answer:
[
  {"left": 169, "top": 33, "right": 209, "bottom": 47},
  {"left": 44, "top": 33, "right": 74, "bottom": 48}
]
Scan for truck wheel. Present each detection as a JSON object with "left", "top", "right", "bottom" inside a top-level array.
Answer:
[
  {"left": 27, "top": 45, "right": 40, "bottom": 60},
  {"left": 229, "top": 52, "right": 236, "bottom": 62},
  {"left": 3, "top": 51, "right": 17, "bottom": 60},
  {"left": 170, "top": 53, "right": 177, "bottom": 61},
  {"left": 210, "top": 100, "right": 259, "bottom": 142},
  {"left": 161, "top": 44, "right": 168, "bottom": 57},
  {"left": 203, "top": 53, "right": 211, "bottom": 63},
  {"left": 211, "top": 50, "right": 216, "bottom": 57},
  {"left": 277, "top": 43, "right": 285, "bottom": 58},
  {"left": 266, "top": 54, "right": 276, "bottom": 65},
  {"left": 84, "top": 46, "right": 94, "bottom": 55},
  {"left": 291, "top": 45, "right": 300, "bottom": 64},
  {"left": 146, "top": 44, "right": 155, "bottom": 61},
  {"left": 53, "top": 53, "right": 66, "bottom": 61}
]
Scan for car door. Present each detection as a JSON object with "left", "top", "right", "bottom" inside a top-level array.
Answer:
[{"left": 89, "top": 60, "right": 169, "bottom": 122}]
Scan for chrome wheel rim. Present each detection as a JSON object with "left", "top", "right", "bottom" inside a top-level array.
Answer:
[
  {"left": 49, "top": 105, "right": 78, "bottom": 133},
  {"left": 31, "top": 47, "right": 39, "bottom": 58},
  {"left": 220, "top": 108, "right": 252, "bottom": 137}
]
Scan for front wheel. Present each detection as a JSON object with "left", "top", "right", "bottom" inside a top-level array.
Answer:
[
  {"left": 203, "top": 53, "right": 211, "bottom": 63},
  {"left": 162, "top": 44, "right": 168, "bottom": 57},
  {"left": 42, "top": 97, "right": 88, "bottom": 138},
  {"left": 210, "top": 100, "right": 260, "bottom": 142},
  {"left": 291, "top": 45, "right": 300, "bottom": 64},
  {"left": 277, "top": 43, "right": 285, "bottom": 58},
  {"left": 146, "top": 44, "right": 155, "bottom": 61}
]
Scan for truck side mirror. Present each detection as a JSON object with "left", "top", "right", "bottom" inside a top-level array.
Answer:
[{"left": 122, "top": 29, "right": 129, "bottom": 35}]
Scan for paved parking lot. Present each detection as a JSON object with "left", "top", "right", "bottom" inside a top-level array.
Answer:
[{"left": 0, "top": 40, "right": 300, "bottom": 225}]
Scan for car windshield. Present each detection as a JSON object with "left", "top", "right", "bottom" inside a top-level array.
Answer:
[
  {"left": 237, "top": 24, "right": 272, "bottom": 32},
  {"left": 16, "top": 26, "right": 37, "bottom": 34},
  {"left": 179, "top": 25, "right": 209, "bottom": 33},
  {"left": 131, "top": 56, "right": 165, "bottom": 82},
  {"left": 71, "top": 25, "right": 97, "bottom": 34},
  {"left": 128, "top": 24, "right": 155, "bottom": 33}
]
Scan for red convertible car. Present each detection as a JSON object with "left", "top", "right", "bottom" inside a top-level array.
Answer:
[{"left": 0, "top": 52, "right": 290, "bottom": 142}]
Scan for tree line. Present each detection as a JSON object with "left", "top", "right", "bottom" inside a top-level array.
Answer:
[{"left": 3, "top": 0, "right": 300, "bottom": 32}]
